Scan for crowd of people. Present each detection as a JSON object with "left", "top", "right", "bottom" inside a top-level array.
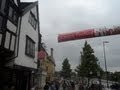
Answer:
[
  {"left": 43, "top": 79, "right": 104, "bottom": 90},
  {"left": 44, "top": 79, "right": 75, "bottom": 90},
  {"left": 34, "top": 78, "right": 120, "bottom": 90}
]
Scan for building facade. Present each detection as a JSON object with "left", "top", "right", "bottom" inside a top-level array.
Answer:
[
  {"left": 0, "top": 0, "right": 21, "bottom": 89},
  {"left": 45, "top": 48, "right": 56, "bottom": 82},
  {"left": 0, "top": 0, "right": 40, "bottom": 90},
  {"left": 14, "top": 1, "right": 40, "bottom": 90},
  {"left": 0, "top": 0, "right": 20, "bottom": 64},
  {"left": 38, "top": 47, "right": 56, "bottom": 89}
]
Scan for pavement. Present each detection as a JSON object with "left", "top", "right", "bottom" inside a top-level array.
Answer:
[
  {"left": 59, "top": 84, "right": 80, "bottom": 90},
  {"left": 59, "top": 84, "right": 113, "bottom": 90}
]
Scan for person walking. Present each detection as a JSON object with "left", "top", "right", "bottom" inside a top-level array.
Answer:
[
  {"left": 79, "top": 82, "right": 84, "bottom": 90},
  {"left": 49, "top": 81, "right": 56, "bottom": 90},
  {"left": 55, "top": 81, "right": 60, "bottom": 90},
  {"left": 62, "top": 80, "right": 67, "bottom": 90},
  {"left": 44, "top": 82, "right": 50, "bottom": 90},
  {"left": 70, "top": 81, "right": 75, "bottom": 90}
]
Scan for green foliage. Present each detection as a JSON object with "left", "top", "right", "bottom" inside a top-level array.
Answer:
[
  {"left": 75, "top": 41, "right": 103, "bottom": 78},
  {"left": 110, "top": 72, "right": 120, "bottom": 82},
  {"left": 61, "top": 58, "right": 72, "bottom": 79}
]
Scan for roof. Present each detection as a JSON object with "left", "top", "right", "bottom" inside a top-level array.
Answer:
[
  {"left": 47, "top": 56, "right": 56, "bottom": 66},
  {"left": 39, "top": 43, "right": 55, "bottom": 66},
  {"left": 20, "top": 2, "right": 32, "bottom": 9},
  {"left": 20, "top": 1, "right": 38, "bottom": 16}
]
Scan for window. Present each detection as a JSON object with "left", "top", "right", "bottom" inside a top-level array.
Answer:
[
  {"left": 0, "top": 1, "right": 1, "bottom": 9},
  {"left": 0, "top": 15, "right": 3, "bottom": 32},
  {"left": 0, "top": 0, "right": 6, "bottom": 13},
  {"left": 25, "top": 36, "right": 35, "bottom": 58},
  {"left": 9, "top": 7, "right": 13, "bottom": 18},
  {"left": 28, "top": 11, "right": 37, "bottom": 30},
  {"left": 46, "top": 66, "right": 48, "bottom": 71},
  {"left": 8, "top": 6, "right": 19, "bottom": 25}
]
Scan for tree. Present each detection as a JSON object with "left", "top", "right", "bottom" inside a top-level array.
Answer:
[
  {"left": 61, "top": 58, "right": 72, "bottom": 79},
  {"left": 75, "top": 41, "right": 103, "bottom": 86},
  {"left": 71, "top": 71, "right": 77, "bottom": 80},
  {"left": 110, "top": 72, "right": 120, "bottom": 82}
]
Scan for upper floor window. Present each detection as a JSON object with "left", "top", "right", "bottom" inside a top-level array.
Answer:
[
  {"left": 25, "top": 35, "right": 35, "bottom": 58},
  {"left": 46, "top": 66, "right": 48, "bottom": 71},
  {"left": 28, "top": 11, "right": 37, "bottom": 30},
  {"left": 0, "top": 15, "right": 3, "bottom": 32},
  {"left": 0, "top": 1, "right": 1, "bottom": 9},
  {"left": 8, "top": 6, "right": 19, "bottom": 25},
  {"left": 0, "top": 0, "right": 6, "bottom": 14}
]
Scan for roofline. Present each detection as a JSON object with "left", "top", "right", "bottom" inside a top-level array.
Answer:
[
  {"left": 47, "top": 56, "right": 56, "bottom": 66},
  {"left": 21, "top": 1, "right": 38, "bottom": 16}
]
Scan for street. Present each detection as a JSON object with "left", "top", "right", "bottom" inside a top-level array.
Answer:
[{"left": 58, "top": 83, "right": 114, "bottom": 90}]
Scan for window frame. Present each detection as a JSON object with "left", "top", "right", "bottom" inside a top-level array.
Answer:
[
  {"left": 0, "top": 1, "right": 2, "bottom": 9},
  {"left": 8, "top": 6, "right": 19, "bottom": 26},
  {"left": 25, "top": 35, "right": 35, "bottom": 58},
  {"left": 0, "top": 0, "right": 7, "bottom": 13},
  {"left": 0, "top": 15, "right": 3, "bottom": 32},
  {"left": 28, "top": 11, "right": 37, "bottom": 30}
]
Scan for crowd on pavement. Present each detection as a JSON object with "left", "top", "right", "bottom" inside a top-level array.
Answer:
[
  {"left": 43, "top": 79, "right": 76, "bottom": 90},
  {"left": 43, "top": 79, "right": 104, "bottom": 90},
  {"left": 30, "top": 79, "right": 120, "bottom": 90}
]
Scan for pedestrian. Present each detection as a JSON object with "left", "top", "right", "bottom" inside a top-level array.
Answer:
[
  {"left": 70, "top": 81, "right": 75, "bottom": 90},
  {"left": 50, "top": 81, "right": 56, "bottom": 90},
  {"left": 67, "top": 81, "right": 71, "bottom": 90},
  {"left": 79, "top": 82, "right": 84, "bottom": 90},
  {"left": 31, "top": 83, "right": 37, "bottom": 90},
  {"left": 44, "top": 82, "right": 50, "bottom": 90},
  {"left": 31, "top": 86, "right": 35, "bottom": 90},
  {"left": 62, "top": 80, "right": 67, "bottom": 90},
  {"left": 55, "top": 80, "right": 60, "bottom": 90}
]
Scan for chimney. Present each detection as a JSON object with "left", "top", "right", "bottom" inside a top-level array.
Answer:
[{"left": 51, "top": 48, "right": 53, "bottom": 58}]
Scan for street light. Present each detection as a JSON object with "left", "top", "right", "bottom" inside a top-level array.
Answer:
[
  {"left": 103, "top": 41, "right": 109, "bottom": 88},
  {"left": 97, "top": 62, "right": 101, "bottom": 90}
]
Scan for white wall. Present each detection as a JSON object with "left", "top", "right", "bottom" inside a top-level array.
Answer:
[
  {"left": 15, "top": 5, "right": 39, "bottom": 69},
  {"left": 7, "top": 20, "right": 16, "bottom": 33},
  {"left": 4, "top": 31, "right": 10, "bottom": 49}
]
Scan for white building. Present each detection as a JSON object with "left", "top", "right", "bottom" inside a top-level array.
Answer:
[
  {"left": 14, "top": 1, "right": 40, "bottom": 90},
  {"left": 0, "top": 0, "right": 40, "bottom": 90},
  {"left": 15, "top": 1, "right": 39, "bottom": 70}
]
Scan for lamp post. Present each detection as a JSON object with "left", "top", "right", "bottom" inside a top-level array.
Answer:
[
  {"left": 103, "top": 41, "right": 109, "bottom": 88},
  {"left": 97, "top": 61, "right": 101, "bottom": 90}
]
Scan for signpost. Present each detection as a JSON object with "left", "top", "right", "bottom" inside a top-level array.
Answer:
[{"left": 38, "top": 50, "right": 46, "bottom": 60}]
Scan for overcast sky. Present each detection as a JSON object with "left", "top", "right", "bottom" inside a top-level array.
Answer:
[{"left": 22, "top": 0, "right": 120, "bottom": 72}]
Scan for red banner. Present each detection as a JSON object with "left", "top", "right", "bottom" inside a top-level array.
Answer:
[
  {"left": 58, "top": 29, "right": 94, "bottom": 42},
  {"left": 58, "top": 27, "right": 120, "bottom": 42}
]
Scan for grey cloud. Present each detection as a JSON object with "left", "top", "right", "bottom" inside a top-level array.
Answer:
[{"left": 22, "top": 0, "right": 120, "bottom": 72}]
